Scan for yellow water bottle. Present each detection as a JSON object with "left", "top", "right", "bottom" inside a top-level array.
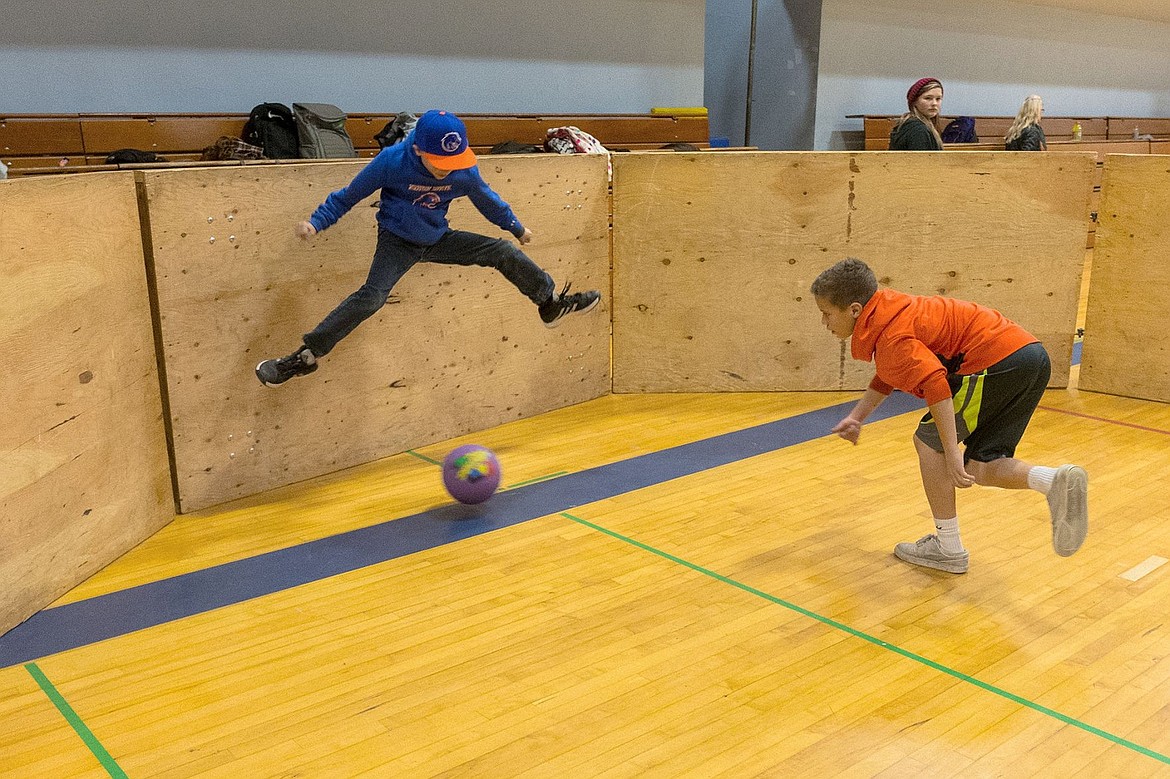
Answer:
[{"left": 1071, "top": 122, "right": 1082, "bottom": 141}]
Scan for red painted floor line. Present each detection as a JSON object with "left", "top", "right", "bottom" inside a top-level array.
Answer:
[{"left": 1038, "top": 405, "right": 1170, "bottom": 436}]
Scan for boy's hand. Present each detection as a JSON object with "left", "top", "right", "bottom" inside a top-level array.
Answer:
[
  {"left": 946, "top": 451, "right": 975, "bottom": 488},
  {"left": 517, "top": 227, "right": 534, "bottom": 245},
  {"left": 295, "top": 221, "right": 317, "bottom": 240},
  {"left": 832, "top": 416, "right": 862, "bottom": 445}
]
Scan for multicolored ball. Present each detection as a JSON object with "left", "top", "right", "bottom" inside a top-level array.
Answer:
[{"left": 442, "top": 445, "right": 502, "bottom": 505}]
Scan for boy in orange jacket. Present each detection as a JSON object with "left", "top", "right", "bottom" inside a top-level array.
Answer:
[{"left": 811, "top": 258, "right": 1087, "bottom": 573}]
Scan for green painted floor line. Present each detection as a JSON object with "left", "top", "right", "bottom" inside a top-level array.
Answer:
[
  {"left": 561, "top": 512, "right": 1170, "bottom": 766},
  {"left": 25, "top": 662, "right": 127, "bottom": 778},
  {"left": 504, "top": 471, "right": 569, "bottom": 490},
  {"left": 405, "top": 449, "right": 442, "bottom": 466}
]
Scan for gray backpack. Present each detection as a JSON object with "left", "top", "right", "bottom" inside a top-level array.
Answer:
[{"left": 292, "top": 103, "right": 357, "bottom": 159}]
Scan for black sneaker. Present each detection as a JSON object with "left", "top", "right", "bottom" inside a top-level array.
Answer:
[
  {"left": 256, "top": 346, "right": 318, "bottom": 387},
  {"left": 539, "top": 282, "right": 601, "bottom": 328}
]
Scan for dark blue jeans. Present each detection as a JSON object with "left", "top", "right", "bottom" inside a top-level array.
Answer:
[{"left": 303, "top": 228, "right": 555, "bottom": 356}]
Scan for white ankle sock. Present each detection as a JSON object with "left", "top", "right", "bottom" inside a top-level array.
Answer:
[
  {"left": 1027, "top": 466, "right": 1057, "bottom": 495},
  {"left": 935, "top": 517, "right": 965, "bottom": 553}
]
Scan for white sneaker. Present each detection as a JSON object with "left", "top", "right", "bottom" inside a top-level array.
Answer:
[
  {"left": 894, "top": 534, "right": 969, "bottom": 574},
  {"left": 1049, "top": 465, "right": 1088, "bottom": 557}
]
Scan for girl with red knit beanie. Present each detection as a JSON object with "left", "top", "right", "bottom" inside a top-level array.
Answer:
[{"left": 890, "top": 78, "right": 945, "bottom": 150}]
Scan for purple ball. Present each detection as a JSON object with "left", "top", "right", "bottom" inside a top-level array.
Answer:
[{"left": 442, "top": 445, "right": 502, "bottom": 505}]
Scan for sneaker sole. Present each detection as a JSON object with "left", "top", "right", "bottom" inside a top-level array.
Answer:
[
  {"left": 893, "top": 545, "right": 969, "bottom": 574},
  {"left": 1051, "top": 465, "right": 1088, "bottom": 557},
  {"left": 543, "top": 297, "right": 601, "bottom": 329},
  {"left": 255, "top": 360, "right": 285, "bottom": 388}
]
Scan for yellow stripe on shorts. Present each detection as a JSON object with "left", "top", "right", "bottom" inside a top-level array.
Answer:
[{"left": 954, "top": 372, "right": 986, "bottom": 435}]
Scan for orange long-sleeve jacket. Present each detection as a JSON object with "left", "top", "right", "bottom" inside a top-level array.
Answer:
[{"left": 851, "top": 289, "right": 1038, "bottom": 405}]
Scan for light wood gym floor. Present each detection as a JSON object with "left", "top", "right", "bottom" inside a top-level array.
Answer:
[{"left": 3, "top": 254, "right": 1170, "bottom": 777}]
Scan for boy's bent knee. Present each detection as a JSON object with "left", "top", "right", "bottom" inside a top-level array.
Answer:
[
  {"left": 352, "top": 286, "right": 389, "bottom": 315},
  {"left": 498, "top": 242, "right": 530, "bottom": 263},
  {"left": 965, "top": 459, "right": 988, "bottom": 483}
]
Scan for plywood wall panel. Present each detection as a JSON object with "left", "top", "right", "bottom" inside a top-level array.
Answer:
[
  {"left": 1080, "top": 155, "right": 1170, "bottom": 402},
  {"left": 0, "top": 172, "right": 172, "bottom": 637},
  {"left": 142, "top": 155, "right": 610, "bottom": 512},
  {"left": 612, "top": 151, "right": 1095, "bottom": 392}
]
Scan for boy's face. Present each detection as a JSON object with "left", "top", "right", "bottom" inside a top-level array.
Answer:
[
  {"left": 815, "top": 296, "right": 862, "bottom": 340},
  {"left": 414, "top": 145, "right": 453, "bottom": 179}
]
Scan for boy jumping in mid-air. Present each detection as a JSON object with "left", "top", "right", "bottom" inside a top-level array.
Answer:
[
  {"left": 257, "top": 109, "right": 600, "bottom": 387},
  {"left": 811, "top": 258, "right": 1088, "bottom": 574}
]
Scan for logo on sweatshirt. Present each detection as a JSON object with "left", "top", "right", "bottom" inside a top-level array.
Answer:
[{"left": 413, "top": 192, "right": 442, "bottom": 209}]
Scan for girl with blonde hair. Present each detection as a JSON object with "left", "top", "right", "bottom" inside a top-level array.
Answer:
[
  {"left": 890, "top": 78, "right": 945, "bottom": 150},
  {"left": 1005, "top": 95, "right": 1047, "bottom": 151}
]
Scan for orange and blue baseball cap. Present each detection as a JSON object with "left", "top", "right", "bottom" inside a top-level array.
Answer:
[{"left": 414, "top": 110, "right": 477, "bottom": 170}]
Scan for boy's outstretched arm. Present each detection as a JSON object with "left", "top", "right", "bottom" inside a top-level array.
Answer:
[
  {"left": 832, "top": 386, "right": 888, "bottom": 444},
  {"left": 465, "top": 169, "right": 527, "bottom": 240},
  {"left": 295, "top": 221, "right": 317, "bottom": 240},
  {"left": 307, "top": 155, "right": 388, "bottom": 234}
]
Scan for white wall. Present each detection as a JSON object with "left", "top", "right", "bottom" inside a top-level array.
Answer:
[
  {"left": 1, "top": 0, "right": 704, "bottom": 114},
  {"left": 815, "top": 0, "right": 1170, "bottom": 149}
]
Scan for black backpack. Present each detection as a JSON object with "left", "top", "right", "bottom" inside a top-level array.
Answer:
[
  {"left": 374, "top": 112, "right": 418, "bottom": 149},
  {"left": 243, "top": 103, "right": 300, "bottom": 159},
  {"left": 105, "top": 149, "right": 166, "bottom": 164},
  {"left": 489, "top": 140, "right": 542, "bottom": 155}
]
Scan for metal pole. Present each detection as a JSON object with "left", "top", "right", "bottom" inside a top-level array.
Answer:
[{"left": 744, "top": 0, "right": 759, "bottom": 146}]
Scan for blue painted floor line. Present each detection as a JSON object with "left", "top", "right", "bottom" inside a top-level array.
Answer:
[{"left": 0, "top": 393, "right": 923, "bottom": 667}]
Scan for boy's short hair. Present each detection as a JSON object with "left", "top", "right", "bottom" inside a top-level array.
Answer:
[{"left": 811, "top": 258, "right": 879, "bottom": 309}]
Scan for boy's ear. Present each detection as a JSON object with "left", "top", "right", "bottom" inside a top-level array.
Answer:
[{"left": 849, "top": 302, "right": 863, "bottom": 318}]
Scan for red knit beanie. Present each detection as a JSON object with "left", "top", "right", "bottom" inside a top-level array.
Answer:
[{"left": 907, "top": 78, "right": 943, "bottom": 109}]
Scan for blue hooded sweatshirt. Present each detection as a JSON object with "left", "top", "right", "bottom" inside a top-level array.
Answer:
[{"left": 308, "top": 132, "right": 525, "bottom": 245}]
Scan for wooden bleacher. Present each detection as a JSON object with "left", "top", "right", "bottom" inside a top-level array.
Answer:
[
  {"left": 0, "top": 114, "right": 88, "bottom": 169},
  {"left": 351, "top": 113, "right": 712, "bottom": 156},
  {"left": 2, "top": 111, "right": 713, "bottom": 175},
  {"left": 849, "top": 114, "right": 1170, "bottom": 151}
]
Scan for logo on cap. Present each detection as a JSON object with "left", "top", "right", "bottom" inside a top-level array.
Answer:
[{"left": 441, "top": 132, "right": 463, "bottom": 153}]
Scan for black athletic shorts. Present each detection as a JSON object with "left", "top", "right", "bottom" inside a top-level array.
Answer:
[{"left": 914, "top": 342, "right": 1051, "bottom": 463}]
